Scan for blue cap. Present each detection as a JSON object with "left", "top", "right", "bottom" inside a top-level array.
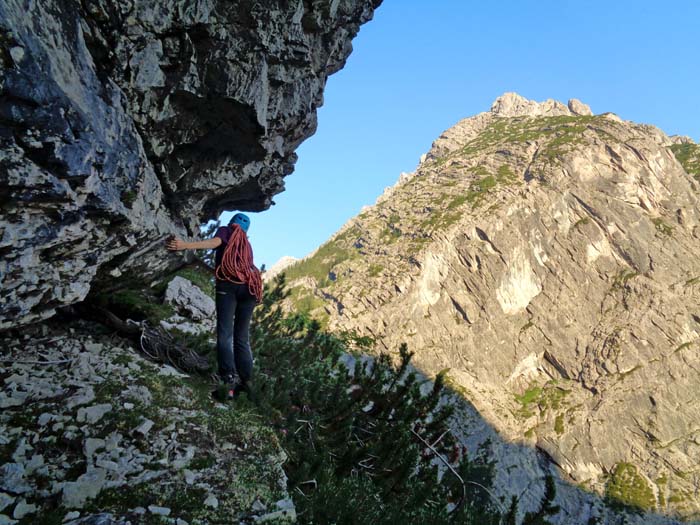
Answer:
[{"left": 229, "top": 212, "right": 250, "bottom": 232}]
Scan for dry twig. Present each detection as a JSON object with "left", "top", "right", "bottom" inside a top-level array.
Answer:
[{"left": 410, "top": 427, "right": 506, "bottom": 517}]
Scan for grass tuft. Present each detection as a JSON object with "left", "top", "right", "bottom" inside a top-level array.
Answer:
[
  {"left": 605, "top": 462, "right": 656, "bottom": 511},
  {"left": 670, "top": 143, "right": 700, "bottom": 182}
]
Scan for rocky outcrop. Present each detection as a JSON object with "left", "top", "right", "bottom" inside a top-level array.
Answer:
[
  {"left": 283, "top": 94, "right": 700, "bottom": 522},
  {"left": 0, "top": 0, "right": 381, "bottom": 330},
  {"left": 428, "top": 92, "right": 593, "bottom": 160},
  {"left": 160, "top": 275, "right": 216, "bottom": 334},
  {"left": 263, "top": 255, "right": 299, "bottom": 282},
  {"left": 490, "top": 92, "right": 592, "bottom": 118}
]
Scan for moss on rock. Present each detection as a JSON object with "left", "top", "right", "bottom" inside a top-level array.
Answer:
[{"left": 605, "top": 462, "right": 656, "bottom": 511}]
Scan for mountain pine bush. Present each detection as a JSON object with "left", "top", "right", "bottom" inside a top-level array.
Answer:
[{"left": 251, "top": 275, "right": 503, "bottom": 524}]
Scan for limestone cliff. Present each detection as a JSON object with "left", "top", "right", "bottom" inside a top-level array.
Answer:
[
  {"left": 0, "top": 0, "right": 381, "bottom": 329},
  {"left": 284, "top": 93, "right": 700, "bottom": 521}
]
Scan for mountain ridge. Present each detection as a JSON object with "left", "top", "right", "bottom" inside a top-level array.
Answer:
[{"left": 281, "top": 93, "right": 700, "bottom": 521}]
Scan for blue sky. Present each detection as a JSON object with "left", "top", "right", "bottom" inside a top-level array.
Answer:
[{"left": 222, "top": 0, "right": 700, "bottom": 269}]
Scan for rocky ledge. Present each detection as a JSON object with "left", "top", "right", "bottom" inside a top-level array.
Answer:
[
  {"left": 0, "top": 0, "right": 381, "bottom": 330},
  {"left": 0, "top": 319, "right": 295, "bottom": 524}
]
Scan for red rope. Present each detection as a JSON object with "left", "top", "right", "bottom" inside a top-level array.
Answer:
[{"left": 215, "top": 224, "right": 263, "bottom": 303}]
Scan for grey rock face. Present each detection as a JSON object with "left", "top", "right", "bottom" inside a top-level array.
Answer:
[
  {"left": 490, "top": 92, "right": 571, "bottom": 117},
  {"left": 84, "top": 438, "right": 106, "bottom": 463},
  {"left": 264, "top": 256, "right": 300, "bottom": 282},
  {"left": 76, "top": 404, "right": 112, "bottom": 424},
  {"left": 147, "top": 506, "right": 170, "bottom": 516},
  {"left": 64, "top": 513, "right": 123, "bottom": 525},
  {"left": 11, "top": 499, "right": 37, "bottom": 520},
  {"left": 283, "top": 94, "right": 700, "bottom": 521},
  {"left": 0, "top": 0, "right": 381, "bottom": 329},
  {"left": 133, "top": 418, "right": 154, "bottom": 437},
  {"left": 62, "top": 468, "right": 108, "bottom": 509},
  {"left": 0, "top": 464, "right": 29, "bottom": 494},
  {"left": 0, "top": 494, "right": 13, "bottom": 512},
  {"left": 164, "top": 276, "right": 215, "bottom": 321},
  {"left": 160, "top": 314, "right": 211, "bottom": 335},
  {"left": 567, "top": 98, "right": 592, "bottom": 116},
  {"left": 66, "top": 387, "right": 96, "bottom": 410}
]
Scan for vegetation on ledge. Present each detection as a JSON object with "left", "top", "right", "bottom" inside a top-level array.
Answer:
[
  {"left": 85, "top": 273, "right": 511, "bottom": 524},
  {"left": 605, "top": 462, "right": 656, "bottom": 512},
  {"left": 670, "top": 142, "right": 700, "bottom": 182},
  {"left": 252, "top": 275, "right": 503, "bottom": 524},
  {"left": 284, "top": 237, "right": 357, "bottom": 288}
]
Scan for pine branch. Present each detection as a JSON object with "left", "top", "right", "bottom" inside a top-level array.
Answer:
[{"left": 411, "top": 427, "right": 506, "bottom": 519}]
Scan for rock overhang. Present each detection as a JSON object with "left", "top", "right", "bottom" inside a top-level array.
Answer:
[{"left": 0, "top": 0, "right": 383, "bottom": 329}]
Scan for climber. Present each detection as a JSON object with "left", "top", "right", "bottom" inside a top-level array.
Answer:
[{"left": 166, "top": 213, "right": 263, "bottom": 401}]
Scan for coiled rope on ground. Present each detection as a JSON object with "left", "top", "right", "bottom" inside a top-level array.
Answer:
[{"left": 137, "top": 322, "right": 211, "bottom": 376}]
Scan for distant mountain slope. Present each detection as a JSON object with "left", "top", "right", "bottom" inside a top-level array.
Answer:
[
  {"left": 282, "top": 93, "right": 700, "bottom": 520},
  {"left": 263, "top": 256, "right": 300, "bottom": 282}
]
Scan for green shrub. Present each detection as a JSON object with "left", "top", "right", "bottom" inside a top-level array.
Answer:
[
  {"left": 285, "top": 286, "right": 330, "bottom": 329},
  {"left": 121, "top": 190, "right": 137, "bottom": 207},
  {"left": 460, "top": 115, "right": 601, "bottom": 158},
  {"left": 381, "top": 226, "right": 402, "bottom": 242},
  {"left": 573, "top": 217, "right": 591, "bottom": 229},
  {"left": 497, "top": 164, "right": 517, "bottom": 183},
  {"left": 651, "top": 217, "right": 673, "bottom": 237},
  {"left": 368, "top": 263, "right": 384, "bottom": 277},
  {"left": 250, "top": 275, "right": 503, "bottom": 524},
  {"left": 464, "top": 174, "right": 498, "bottom": 207},
  {"left": 554, "top": 414, "right": 565, "bottom": 435},
  {"left": 448, "top": 194, "right": 468, "bottom": 209},
  {"left": 285, "top": 241, "right": 355, "bottom": 286},
  {"left": 96, "top": 288, "right": 174, "bottom": 323},
  {"left": 670, "top": 143, "right": 700, "bottom": 182},
  {"left": 514, "top": 382, "right": 570, "bottom": 420},
  {"left": 519, "top": 474, "right": 561, "bottom": 524},
  {"left": 605, "top": 463, "right": 655, "bottom": 511}
]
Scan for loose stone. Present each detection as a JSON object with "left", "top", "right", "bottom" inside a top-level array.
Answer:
[{"left": 148, "top": 506, "right": 171, "bottom": 516}]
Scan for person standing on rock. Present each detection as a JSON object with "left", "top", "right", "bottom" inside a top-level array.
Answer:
[{"left": 166, "top": 213, "right": 263, "bottom": 401}]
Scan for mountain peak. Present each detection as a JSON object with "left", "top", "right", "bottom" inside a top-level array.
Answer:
[
  {"left": 263, "top": 255, "right": 299, "bottom": 282},
  {"left": 427, "top": 93, "right": 595, "bottom": 161},
  {"left": 490, "top": 92, "right": 592, "bottom": 118}
]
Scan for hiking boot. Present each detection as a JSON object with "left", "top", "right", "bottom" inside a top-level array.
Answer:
[
  {"left": 212, "top": 375, "right": 238, "bottom": 402},
  {"left": 223, "top": 374, "right": 238, "bottom": 400}
]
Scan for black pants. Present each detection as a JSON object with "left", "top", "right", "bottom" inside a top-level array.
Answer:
[{"left": 215, "top": 280, "right": 256, "bottom": 383}]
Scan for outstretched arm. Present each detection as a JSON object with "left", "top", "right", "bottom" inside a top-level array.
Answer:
[{"left": 166, "top": 237, "right": 222, "bottom": 251}]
